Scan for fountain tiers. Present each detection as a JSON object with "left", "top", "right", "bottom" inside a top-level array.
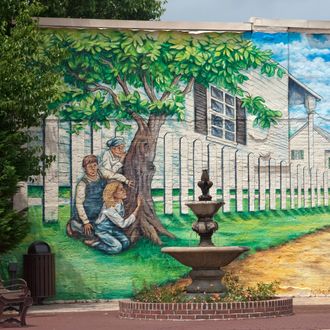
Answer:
[
  {"left": 162, "top": 169, "right": 250, "bottom": 296},
  {"left": 161, "top": 246, "right": 249, "bottom": 295}
]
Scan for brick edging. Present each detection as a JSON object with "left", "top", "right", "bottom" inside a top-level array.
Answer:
[{"left": 119, "top": 297, "right": 293, "bottom": 320}]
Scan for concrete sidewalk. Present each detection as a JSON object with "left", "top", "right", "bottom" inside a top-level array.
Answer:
[
  {"left": 18, "top": 304, "right": 330, "bottom": 330},
  {"left": 28, "top": 296, "right": 330, "bottom": 314}
]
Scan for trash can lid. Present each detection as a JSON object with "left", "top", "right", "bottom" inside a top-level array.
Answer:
[{"left": 28, "top": 241, "right": 51, "bottom": 254}]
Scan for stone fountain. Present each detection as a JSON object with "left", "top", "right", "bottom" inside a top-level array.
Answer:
[{"left": 161, "top": 169, "right": 250, "bottom": 296}]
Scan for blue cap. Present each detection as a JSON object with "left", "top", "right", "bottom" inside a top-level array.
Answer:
[{"left": 106, "top": 137, "right": 125, "bottom": 148}]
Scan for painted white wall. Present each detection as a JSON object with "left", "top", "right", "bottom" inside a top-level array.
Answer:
[{"left": 290, "top": 125, "right": 330, "bottom": 171}]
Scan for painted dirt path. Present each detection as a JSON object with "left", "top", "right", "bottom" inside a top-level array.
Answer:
[{"left": 227, "top": 227, "right": 330, "bottom": 296}]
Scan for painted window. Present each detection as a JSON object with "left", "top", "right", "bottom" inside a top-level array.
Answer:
[
  {"left": 209, "top": 86, "right": 236, "bottom": 142},
  {"left": 194, "top": 83, "right": 246, "bottom": 145},
  {"left": 291, "top": 150, "right": 304, "bottom": 160}
]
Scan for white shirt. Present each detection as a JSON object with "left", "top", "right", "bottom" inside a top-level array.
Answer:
[
  {"left": 95, "top": 202, "right": 136, "bottom": 228},
  {"left": 100, "top": 150, "right": 123, "bottom": 173}
]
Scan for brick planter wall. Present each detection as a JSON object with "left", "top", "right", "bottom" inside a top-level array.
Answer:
[{"left": 119, "top": 297, "right": 293, "bottom": 320}]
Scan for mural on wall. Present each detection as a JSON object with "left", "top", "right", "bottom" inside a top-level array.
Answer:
[
  {"left": 4, "top": 27, "right": 330, "bottom": 300},
  {"left": 51, "top": 29, "right": 285, "bottom": 249}
]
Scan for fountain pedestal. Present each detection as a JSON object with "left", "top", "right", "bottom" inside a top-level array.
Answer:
[{"left": 161, "top": 169, "right": 249, "bottom": 296}]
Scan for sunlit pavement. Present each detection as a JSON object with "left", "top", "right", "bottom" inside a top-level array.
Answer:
[{"left": 4, "top": 298, "right": 327, "bottom": 330}]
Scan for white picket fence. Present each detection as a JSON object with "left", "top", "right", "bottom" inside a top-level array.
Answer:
[
  {"left": 15, "top": 120, "right": 330, "bottom": 222},
  {"left": 161, "top": 132, "right": 329, "bottom": 215}
]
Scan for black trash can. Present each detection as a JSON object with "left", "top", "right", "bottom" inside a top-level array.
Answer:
[{"left": 23, "top": 241, "right": 55, "bottom": 304}]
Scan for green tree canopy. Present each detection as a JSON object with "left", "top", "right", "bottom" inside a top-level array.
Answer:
[
  {"left": 54, "top": 30, "right": 284, "bottom": 130},
  {"left": 51, "top": 29, "right": 285, "bottom": 244},
  {"left": 39, "top": 0, "right": 167, "bottom": 20},
  {"left": 0, "top": 0, "right": 62, "bottom": 254}
]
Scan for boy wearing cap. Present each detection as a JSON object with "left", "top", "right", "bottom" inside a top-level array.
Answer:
[
  {"left": 99, "top": 136, "right": 126, "bottom": 174},
  {"left": 66, "top": 154, "right": 132, "bottom": 244}
]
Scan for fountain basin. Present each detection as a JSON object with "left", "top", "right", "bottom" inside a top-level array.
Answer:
[
  {"left": 161, "top": 246, "right": 249, "bottom": 269},
  {"left": 162, "top": 246, "right": 249, "bottom": 294},
  {"left": 185, "top": 201, "right": 224, "bottom": 218}
]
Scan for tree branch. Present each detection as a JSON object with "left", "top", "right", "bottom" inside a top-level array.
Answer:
[
  {"left": 100, "top": 58, "right": 130, "bottom": 96},
  {"left": 67, "top": 69, "right": 120, "bottom": 106},
  {"left": 129, "top": 111, "right": 148, "bottom": 133},
  {"left": 160, "top": 74, "right": 182, "bottom": 101},
  {"left": 141, "top": 72, "right": 158, "bottom": 102},
  {"left": 88, "top": 84, "right": 120, "bottom": 106},
  {"left": 182, "top": 77, "right": 195, "bottom": 95}
]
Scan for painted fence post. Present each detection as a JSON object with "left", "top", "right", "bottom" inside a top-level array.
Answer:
[
  {"left": 235, "top": 150, "right": 243, "bottom": 212},
  {"left": 207, "top": 144, "right": 217, "bottom": 199},
  {"left": 91, "top": 127, "right": 103, "bottom": 156},
  {"left": 222, "top": 147, "right": 231, "bottom": 213},
  {"left": 43, "top": 115, "right": 59, "bottom": 222},
  {"left": 316, "top": 169, "right": 322, "bottom": 207},
  {"left": 269, "top": 159, "right": 276, "bottom": 210},
  {"left": 13, "top": 182, "right": 28, "bottom": 212},
  {"left": 310, "top": 168, "right": 316, "bottom": 207},
  {"left": 216, "top": 145, "right": 223, "bottom": 201},
  {"left": 324, "top": 171, "right": 329, "bottom": 206},
  {"left": 280, "top": 161, "right": 287, "bottom": 210},
  {"left": 179, "top": 137, "right": 189, "bottom": 214},
  {"left": 290, "top": 163, "right": 295, "bottom": 209},
  {"left": 193, "top": 139, "right": 203, "bottom": 201},
  {"left": 303, "top": 167, "right": 309, "bottom": 208},
  {"left": 258, "top": 157, "right": 266, "bottom": 211},
  {"left": 248, "top": 153, "right": 255, "bottom": 212},
  {"left": 164, "top": 133, "right": 173, "bottom": 214},
  {"left": 297, "top": 165, "right": 302, "bottom": 208},
  {"left": 71, "top": 128, "right": 85, "bottom": 215}
]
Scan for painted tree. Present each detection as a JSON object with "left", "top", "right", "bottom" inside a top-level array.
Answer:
[{"left": 52, "top": 30, "right": 284, "bottom": 245}]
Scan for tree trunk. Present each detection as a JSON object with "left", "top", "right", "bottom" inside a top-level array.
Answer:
[{"left": 123, "top": 113, "right": 175, "bottom": 245}]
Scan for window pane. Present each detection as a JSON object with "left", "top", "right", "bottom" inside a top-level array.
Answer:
[
  {"left": 211, "top": 99, "right": 224, "bottom": 113},
  {"left": 225, "top": 120, "right": 235, "bottom": 132},
  {"left": 291, "top": 150, "right": 304, "bottom": 160},
  {"left": 225, "top": 94, "right": 234, "bottom": 106},
  {"left": 211, "top": 127, "right": 223, "bottom": 138},
  {"left": 225, "top": 105, "right": 234, "bottom": 118},
  {"left": 211, "top": 86, "right": 223, "bottom": 101},
  {"left": 328, "top": 157, "right": 330, "bottom": 169},
  {"left": 225, "top": 131, "right": 235, "bottom": 141},
  {"left": 211, "top": 115, "right": 223, "bottom": 128}
]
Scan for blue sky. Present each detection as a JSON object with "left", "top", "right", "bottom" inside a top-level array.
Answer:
[
  {"left": 162, "top": 1, "right": 330, "bottom": 132},
  {"left": 162, "top": 0, "right": 330, "bottom": 22},
  {"left": 250, "top": 32, "right": 330, "bottom": 131}
]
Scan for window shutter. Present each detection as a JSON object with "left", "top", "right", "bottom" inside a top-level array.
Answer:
[
  {"left": 236, "top": 98, "right": 247, "bottom": 145},
  {"left": 194, "top": 83, "right": 207, "bottom": 135}
]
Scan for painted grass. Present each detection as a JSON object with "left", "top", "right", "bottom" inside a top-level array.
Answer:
[{"left": 1, "top": 203, "right": 329, "bottom": 301}]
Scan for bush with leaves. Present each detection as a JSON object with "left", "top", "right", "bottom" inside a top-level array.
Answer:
[
  {"left": 39, "top": 0, "right": 167, "bottom": 20},
  {"left": 133, "top": 274, "right": 279, "bottom": 303},
  {"left": 0, "top": 0, "right": 62, "bottom": 254}
]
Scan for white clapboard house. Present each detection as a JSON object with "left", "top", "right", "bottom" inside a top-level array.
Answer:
[
  {"left": 152, "top": 67, "right": 322, "bottom": 188},
  {"left": 290, "top": 122, "right": 330, "bottom": 171}
]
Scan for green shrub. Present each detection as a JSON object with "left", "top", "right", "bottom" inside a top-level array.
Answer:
[{"left": 133, "top": 273, "right": 279, "bottom": 303}]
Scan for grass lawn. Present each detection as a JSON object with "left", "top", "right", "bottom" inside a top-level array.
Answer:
[{"left": 1, "top": 202, "right": 329, "bottom": 301}]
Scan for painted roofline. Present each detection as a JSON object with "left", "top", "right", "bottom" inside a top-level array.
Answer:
[
  {"left": 315, "top": 126, "right": 330, "bottom": 142},
  {"left": 289, "top": 122, "right": 308, "bottom": 140},
  {"left": 250, "top": 17, "right": 330, "bottom": 32},
  {"left": 288, "top": 74, "right": 322, "bottom": 101},
  {"left": 37, "top": 17, "right": 330, "bottom": 33},
  {"left": 289, "top": 122, "right": 330, "bottom": 141},
  {"left": 37, "top": 17, "right": 252, "bottom": 32}
]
